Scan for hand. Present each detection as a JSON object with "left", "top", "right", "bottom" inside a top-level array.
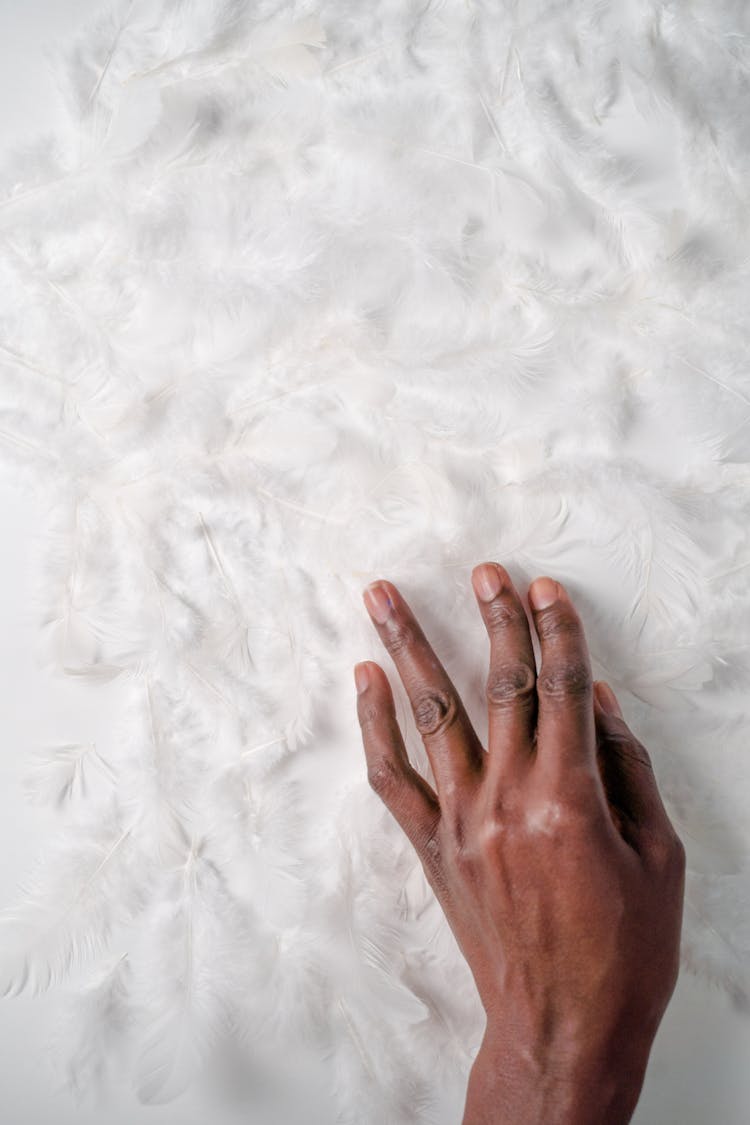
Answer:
[{"left": 354, "top": 564, "right": 686, "bottom": 1125}]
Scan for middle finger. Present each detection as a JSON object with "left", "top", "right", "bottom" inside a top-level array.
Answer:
[
  {"left": 362, "top": 579, "right": 484, "bottom": 805},
  {"left": 471, "top": 562, "right": 538, "bottom": 785}
]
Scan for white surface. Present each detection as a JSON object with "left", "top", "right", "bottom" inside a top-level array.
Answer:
[
  {"left": 0, "top": 7, "right": 247, "bottom": 1121},
  {"left": 0, "top": 2, "right": 749, "bottom": 1123}
]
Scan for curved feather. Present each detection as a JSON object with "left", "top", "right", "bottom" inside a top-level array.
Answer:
[
  {"left": 63, "top": 953, "right": 132, "bottom": 1097},
  {"left": 23, "top": 742, "right": 116, "bottom": 808},
  {"left": 0, "top": 819, "right": 135, "bottom": 997},
  {"left": 132, "top": 839, "right": 252, "bottom": 1104}
]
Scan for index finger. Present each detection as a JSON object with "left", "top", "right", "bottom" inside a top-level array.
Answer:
[{"left": 362, "top": 579, "right": 484, "bottom": 806}]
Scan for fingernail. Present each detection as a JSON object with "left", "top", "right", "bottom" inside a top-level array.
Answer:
[
  {"left": 473, "top": 563, "right": 503, "bottom": 603},
  {"left": 529, "top": 576, "right": 559, "bottom": 610},
  {"left": 596, "top": 681, "right": 623, "bottom": 718},
  {"left": 363, "top": 582, "right": 393, "bottom": 624},
  {"left": 354, "top": 662, "right": 370, "bottom": 694}
]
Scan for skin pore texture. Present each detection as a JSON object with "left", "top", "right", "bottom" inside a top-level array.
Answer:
[{"left": 354, "top": 563, "right": 686, "bottom": 1125}]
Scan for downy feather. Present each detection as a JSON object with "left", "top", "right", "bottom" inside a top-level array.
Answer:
[{"left": 0, "top": 814, "right": 137, "bottom": 996}]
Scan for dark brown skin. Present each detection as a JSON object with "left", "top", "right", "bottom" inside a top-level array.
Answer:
[{"left": 354, "top": 564, "right": 686, "bottom": 1125}]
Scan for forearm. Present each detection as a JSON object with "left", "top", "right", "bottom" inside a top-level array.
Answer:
[{"left": 462, "top": 1020, "right": 652, "bottom": 1125}]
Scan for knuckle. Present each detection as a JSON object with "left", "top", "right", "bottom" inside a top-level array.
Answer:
[
  {"left": 484, "top": 598, "right": 525, "bottom": 631},
  {"left": 624, "top": 737, "right": 654, "bottom": 771},
  {"left": 452, "top": 839, "right": 482, "bottom": 879},
  {"left": 439, "top": 807, "right": 467, "bottom": 851},
  {"left": 537, "top": 658, "right": 592, "bottom": 702},
  {"left": 673, "top": 832, "right": 687, "bottom": 869},
  {"left": 414, "top": 689, "right": 458, "bottom": 736},
  {"left": 535, "top": 608, "right": 583, "bottom": 643},
  {"left": 666, "top": 832, "right": 687, "bottom": 876},
  {"left": 551, "top": 801, "right": 587, "bottom": 833},
  {"left": 605, "top": 731, "right": 655, "bottom": 774},
  {"left": 383, "top": 621, "right": 416, "bottom": 658},
  {"left": 358, "top": 698, "right": 383, "bottom": 728},
  {"left": 477, "top": 816, "right": 509, "bottom": 857},
  {"left": 367, "top": 757, "right": 401, "bottom": 798},
  {"left": 598, "top": 719, "right": 629, "bottom": 744},
  {"left": 486, "top": 661, "right": 536, "bottom": 707},
  {"left": 624, "top": 741, "right": 654, "bottom": 773},
  {"left": 674, "top": 837, "right": 688, "bottom": 877},
  {"left": 524, "top": 794, "right": 592, "bottom": 838},
  {"left": 643, "top": 828, "right": 686, "bottom": 874},
  {"left": 645, "top": 834, "right": 671, "bottom": 868}
]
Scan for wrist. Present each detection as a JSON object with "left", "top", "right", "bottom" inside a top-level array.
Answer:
[{"left": 463, "top": 1018, "right": 652, "bottom": 1125}]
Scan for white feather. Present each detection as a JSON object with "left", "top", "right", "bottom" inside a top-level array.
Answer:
[
  {"left": 23, "top": 741, "right": 116, "bottom": 809},
  {"left": 0, "top": 815, "right": 136, "bottom": 996},
  {"left": 129, "top": 835, "right": 254, "bottom": 1104}
]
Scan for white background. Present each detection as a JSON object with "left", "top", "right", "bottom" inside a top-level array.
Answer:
[{"left": 0, "top": 2, "right": 749, "bottom": 1123}]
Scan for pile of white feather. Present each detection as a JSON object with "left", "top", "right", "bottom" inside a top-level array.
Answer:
[{"left": 0, "top": 0, "right": 748, "bottom": 1121}]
